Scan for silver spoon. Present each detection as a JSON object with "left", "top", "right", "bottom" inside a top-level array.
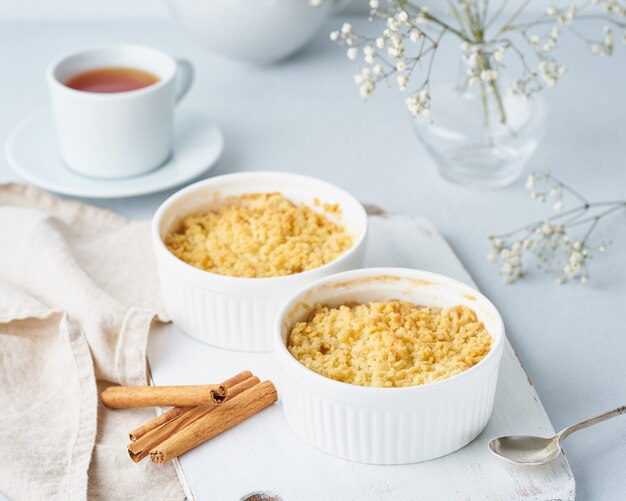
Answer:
[{"left": 489, "top": 404, "right": 626, "bottom": 466}]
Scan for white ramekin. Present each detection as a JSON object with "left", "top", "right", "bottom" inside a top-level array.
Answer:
[
  {"left": 274, "top": 268, "right": 505, "bottom": 465},
  {"left": 152, "top": 172, "right": 368, "bottom": 352}
]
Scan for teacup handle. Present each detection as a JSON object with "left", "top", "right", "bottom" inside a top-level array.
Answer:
[{"left": 174, "top": 58, "right": 194, "bottom": 104}]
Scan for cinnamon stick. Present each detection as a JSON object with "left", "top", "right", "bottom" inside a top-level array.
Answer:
[
  {"left": 129, "top": 406, "right": 192, "bottom": 442},
  {"left": 128, "top": 370, "right": 252, "bottom": 439},
  {"left": 102, "top": 370, "right": 252, "bottom": 409},
  {"left": 128, "top": 375, "right": 260, "bottom": 462},
  {"left": 150, "top": 380, "right": 278, "bottom": 464},
  {"left": 101, "top": 384, "right": 225, "bottom": 408},
  {"left": 219, "top": 370, "right": 253, "bottom": 389}
]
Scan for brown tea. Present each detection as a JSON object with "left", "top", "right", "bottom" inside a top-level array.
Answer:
[{"left": 65, "top": 67, "right": 159, "bottom": 93}]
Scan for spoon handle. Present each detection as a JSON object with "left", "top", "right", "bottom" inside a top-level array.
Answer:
[{"left": 558, "top": 405, "right": 626, "bottom": 441}]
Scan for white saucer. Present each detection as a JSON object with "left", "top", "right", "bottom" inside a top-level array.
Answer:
[{"left": 6, "top": 108, "right": 224, "bottom": 198}]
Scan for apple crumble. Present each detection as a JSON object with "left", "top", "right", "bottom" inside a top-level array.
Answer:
[
  {"left": 288, "top": 301, "right": 492, "bottom": 387},
  {"left": 165, "top": 193, "right": 353, "bottom": 278}
]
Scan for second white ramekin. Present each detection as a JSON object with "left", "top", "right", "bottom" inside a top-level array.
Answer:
[
  {"left": 152, "top": 172, "right": 368, "bottom": 352},
  {"left": 274, "top": 268, "right": 505, "bottom": 464}
]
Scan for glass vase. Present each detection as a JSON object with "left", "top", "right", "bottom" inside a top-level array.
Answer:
[{"left": 413, "top": 79, "right": 546, "bottom": 189}]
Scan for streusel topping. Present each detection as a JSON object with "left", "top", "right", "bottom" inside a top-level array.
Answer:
[
  {"left": 288, "top": 301, "right": 492, "bottom": 387},
  {"left": 165, "top": 193, "right": 352, "bottom": 278}
]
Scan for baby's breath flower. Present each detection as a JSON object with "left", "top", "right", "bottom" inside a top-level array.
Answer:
[
  {"left": 494, "top": 47, "right": 506, "bottom": 62},
  {"left": 397, "top": 75, "right": 409, "bottom": 90},
  {"left": 488, "top": 171, "right": 625, "bottom": 284},
  {"left": 329, "top": 0, "right": 623, "bottom": 126},
  {"left": 557, "top": 5, "right": 577, "bottom": 25},
  {"left": 543, "top": 39, "right": 557, "bottom": 52},
  {"left": 406, "top": 89, "right": 431, "bottom": 117},
  {"left": 414, "top": 6, "right": 429, "bottom": 24},
  {"left": 360, "top": 81, "right": 374, "bottom": 98},
  {"left": 480, "top": 69, "right": 498, "bottom": 82}
]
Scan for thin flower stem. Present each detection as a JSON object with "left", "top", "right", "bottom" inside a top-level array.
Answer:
[
  {"left": 480, "top": 80, "right": 492, "bottom": 141},
  {"left": 493, "top": 0, "right": 535, "bottom": 39},
  {"left": 568, "top": 24, "right": 602, "bottom": 45},
  {"left": 566, "top": 203, "right": 626, "bottom": 229},
  {"left": 508, "top": 15, "right": 626, "bottom": 32},
  {"left": 491, "top": 80, "right": 507, "bottom": 125},
  {"left": 481, "top": 0, "right": 490, "bottom": 25},
  {"left": 423, "top": 29, "right": 447, "bottom": 86},
  {"left": 495, "top": 201, "right": 626, "bottom": 239},
  {"left": 482, "top": 50, "right": 507, "bottom": 125},
  {"left": 447, "top": 0, "right": 471, "bottom": 37},
  {"left": 581, "top": 217, "right": 601, "bottom": 244},
  {"left": 501, "top": 38, "right": 533, "bottom": 73},
  {"left": 549, "top": 177, "right": 589, "bottom": 205},
  {"left": 561, "top": 206, "right": 593, "bottom": 226},
  {"left": 486, "top": 0, "right": 512, "bottom": 30},
  {"left": 464, "top": 2, "right": 481, "bottom": 37},
  {"left": 400, "top": 1, "right": 470, "bottom": 41}
]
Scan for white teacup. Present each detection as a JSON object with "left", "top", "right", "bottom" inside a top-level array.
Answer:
[{"left": 47, "top": 45, "right": 193, "bottom": 179}]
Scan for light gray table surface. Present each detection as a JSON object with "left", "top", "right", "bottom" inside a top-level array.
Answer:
[{"left": 0, "top": 16, "right": 624, "bottom": 501}]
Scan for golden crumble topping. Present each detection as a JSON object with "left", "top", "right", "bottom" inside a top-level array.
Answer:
[
  {"left": 165, "top": 193, "right": 353, "bottom": 278},
  {"left": 288, "top": 301, "right": 492, "bottom": 388}
]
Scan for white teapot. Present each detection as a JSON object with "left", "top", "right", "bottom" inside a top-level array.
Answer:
[{"left": 169, "top": 0, "right": 353, "bottom": 64}]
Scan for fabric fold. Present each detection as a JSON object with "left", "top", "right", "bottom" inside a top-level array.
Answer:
[{"left": 0, "top": 183, "right": 182, "bottom": 500}]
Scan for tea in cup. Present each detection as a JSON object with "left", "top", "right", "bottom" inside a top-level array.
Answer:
[{"left": 64, "top": 67, "right": 160, "bottom": 93}]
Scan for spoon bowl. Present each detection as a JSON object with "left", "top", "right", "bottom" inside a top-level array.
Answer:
[
  {"left": 488, "top": 405, "right": 626, "bottom": 466},
  {"left": 489, "top": 435, "right": 562, "bottom": 466}
]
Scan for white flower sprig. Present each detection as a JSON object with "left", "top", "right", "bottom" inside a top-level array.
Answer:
[
  {"left": 328, "top": 1, "right": 626, "bottom": 125},
  {"left": 488, "top": 171, "right": 626, "bottom": 284}
]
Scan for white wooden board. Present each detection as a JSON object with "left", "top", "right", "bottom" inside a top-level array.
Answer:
[{"left": 148, "top": 215, "right": 575, "bottom": 501}]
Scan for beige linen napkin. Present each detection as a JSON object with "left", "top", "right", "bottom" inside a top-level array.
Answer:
[{"left": 0, "top": 184, "right": 183, "bottom": 500}]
